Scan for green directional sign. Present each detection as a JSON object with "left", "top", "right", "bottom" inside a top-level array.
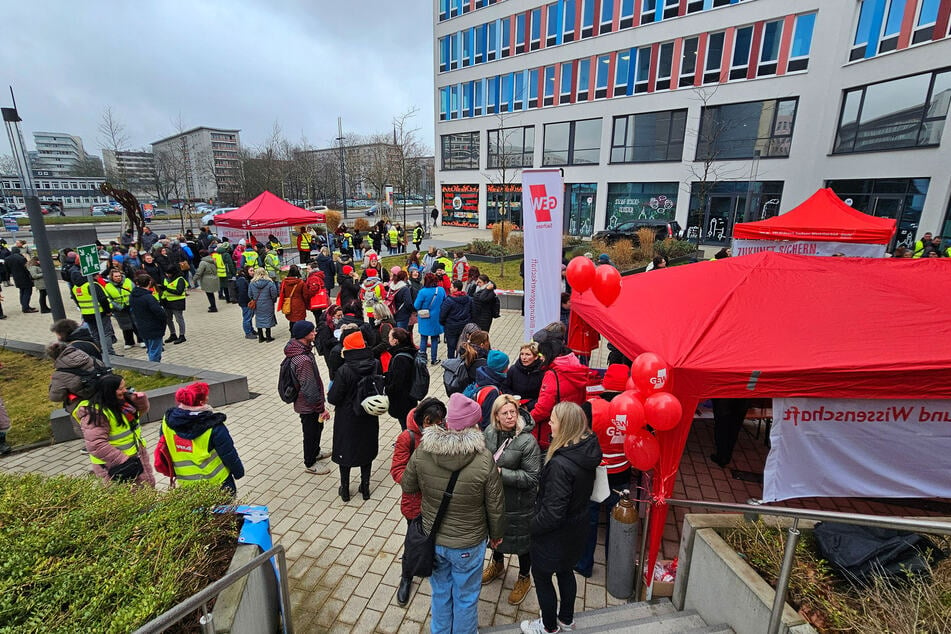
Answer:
[{"left": 76, "top": 244, "right": 100, "bottom": 277}]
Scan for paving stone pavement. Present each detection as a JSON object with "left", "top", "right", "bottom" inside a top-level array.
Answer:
[{"left": 0, "top": 275, "right": 628, "bottom": 633}]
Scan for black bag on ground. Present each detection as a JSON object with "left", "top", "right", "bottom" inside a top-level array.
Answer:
[
  {"left": 402, "top": 469, "right": 461, "bottom": 578},
  {"left": 813, "top": 521, "right": 946, "bottom": 583}
]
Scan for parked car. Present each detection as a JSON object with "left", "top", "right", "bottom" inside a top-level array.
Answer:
[
  {"left": 593, "top": 219, "right": 683, "bottom": 245},
  {"left": 104, "top": 207, "right": 122, "bottom": 215},
  {"left": 91, "top": 210, "right": 106, "bottom": 217},
  {"left": 153, "top": 208, "right": 170, "bottom": 216},
  {"left": 365, "top": 203, "right": 391, "bottom": 217},
  {"left": 1, "top": 211, "right": 29, "bottom": 220},
  {"left": 202, "top": 207, "right": 237, "bottom": 225},
  {"left": 307, "top": 205, "right": 328, "bottom": 212}
]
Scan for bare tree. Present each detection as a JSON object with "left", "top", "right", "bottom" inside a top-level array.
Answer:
[
  {"left": 0, "top": 154, "right": 17, "bottom": 174},
  {"left": 390, "top": 107, "right": 425, "bottom": 239}
]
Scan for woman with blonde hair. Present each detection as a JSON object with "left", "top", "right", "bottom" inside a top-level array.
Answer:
[
  {"left": 505, "top": 341, "right": 545, "bottom": 409},
  {"left": 248, "top": 266, "right": 278, "bottom": 342},
  {"left": 482, "top": 394, "right": 541, "bottom": 605},
  {"left": 521, "top": 402, "right": 602, "bottom": 634}
]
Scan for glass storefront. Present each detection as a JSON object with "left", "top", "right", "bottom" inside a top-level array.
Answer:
[
  {"left": 686, "top": 181, "right": 784, "bottom": 244},
  {"left": 441, "top": 184, "right": 480, "bottom": 227},
  {"left": 605, "top": 182, "right": 678, "bottom": 228},
  {"left": 564, "top": 183, "right": 597, "bottom": 235},
  {"left": 825, "top": 178, "right": 930, "bottom": 249},
  {"left": 486, "top": 183, "right": 523, "bottom": 227}
]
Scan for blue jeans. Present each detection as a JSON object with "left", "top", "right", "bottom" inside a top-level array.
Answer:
[
  {"left": 419, "top": 334, "right": 439, "bottom": 362},
  {"left": 395, "top": 319, "right": 409, "bottom": 330},
  {"left": 445, "top": 329, "right": 461, "bottom": 359},
  {"left": 144, "top": 337, "right": 163, "bottom": 362},
  {"left": 241, "top": 305, "right": 254, "bottom": 335},
  {"left": 431, "top": 541, "right": 486, "bottom": 634}
]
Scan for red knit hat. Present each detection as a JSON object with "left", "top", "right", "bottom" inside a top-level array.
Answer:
[
  {"left": 602, "top": 364, "right": 630, "bottom": 392},
  {"left": 342, "top": 265, "right": 354, "bottom": 275},
  {"left": 176, "top": 381, "right": 210, "bottom": 406},
  {"left": 366, "top": 268, "right": 378, "bottom": 278},
  {"left": 343, "top": 331, "right": 366, "bottom": 350}
]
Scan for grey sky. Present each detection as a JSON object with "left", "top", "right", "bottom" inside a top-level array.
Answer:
[{"left": 1, "top": 0, "right": 434, "bottom": 155}]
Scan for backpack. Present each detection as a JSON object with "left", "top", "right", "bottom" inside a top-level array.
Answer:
[
  {"left": 58, "top": 363, "right": 113, "bottom": 400},
  {"left": 395, "top": 352, "right": 430, "bottom": 401},
  {"left": 354, "top": 372, "right": 388, "bottom": 416},
  {"left": 277, "top": 356, "right": 301, "bottom": 403},
  {"left": 441, "top": 357, "right": 471, "bottom": 396}
]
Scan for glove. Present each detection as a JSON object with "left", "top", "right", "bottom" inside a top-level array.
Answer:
[{"left": 108, "top": 456, "right": 144, "bottom": 482}]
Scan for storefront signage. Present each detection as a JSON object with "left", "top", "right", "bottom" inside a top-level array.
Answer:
[{"left": 441, "top": 184, "right": 479, "bottom": 227}]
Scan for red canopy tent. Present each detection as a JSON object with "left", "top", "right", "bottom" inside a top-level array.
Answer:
[
  {"left": 733, "top": 188, "right": 896, "bottom": 243},
  {"left": 571, "top": 251, "right": 951, "bottom": 578},
  {"left": 213, "top": 191, "right": 326, "bottom": 230}
]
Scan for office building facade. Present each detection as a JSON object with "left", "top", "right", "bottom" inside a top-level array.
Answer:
[
  {"left": 433, "top": 0, "right": 951, "bottom": 247},
  {"left": 151, "top": 127, "right": 241, "bottom": 204},
  {"left": 31, "top": 132, "right": 88, "bottom": 177},
  {"left": 102, "top": 150, "right": 158, "bottom": 199}
]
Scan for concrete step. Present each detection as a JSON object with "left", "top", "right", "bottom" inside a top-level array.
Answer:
[
  {"left": 586, "top": 609, "right": 707, "bottom": 633},
  {"left": 481, "top": 599, "right": 677, "bottom": 633}
]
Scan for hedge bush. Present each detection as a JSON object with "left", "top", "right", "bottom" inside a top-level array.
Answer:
[{"left": 0, "top": 474, "right": 238, "bottom": 633}]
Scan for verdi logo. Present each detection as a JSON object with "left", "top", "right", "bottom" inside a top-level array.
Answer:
[{"left": 529, "top": 184, "right": 557, "bottom": 223}]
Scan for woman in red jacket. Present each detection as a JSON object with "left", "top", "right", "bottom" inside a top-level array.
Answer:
[
  {"left": 529, "top": 351, "right": 590, "bottom": 451},
  {"left": 390, "top": 398, "right": 447, "bottom": 607},
  {"left": 278, "top": 264, "right": 308, "bottom": 334}
]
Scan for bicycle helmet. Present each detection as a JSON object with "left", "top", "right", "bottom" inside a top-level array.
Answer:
[{"left": 361, "top": 394, "right": 389, "bottom": 416}]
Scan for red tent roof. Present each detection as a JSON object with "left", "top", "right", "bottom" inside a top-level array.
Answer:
[
  {"left": 213, "top": 191, "right": 326, "bottom": 230},
  {"left": 572, "top": 251, "right": 951, "bottom": 399},
  {"left": 732, "top": 188, "right": 896, "bottom": 243}
]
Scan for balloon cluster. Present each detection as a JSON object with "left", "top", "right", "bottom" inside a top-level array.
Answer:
[
  {"left": 604, "top": 353, "right": 685, "bottom": 471},
  {"left": 566, "top": 256, "right": 621, "bottom": 307}
]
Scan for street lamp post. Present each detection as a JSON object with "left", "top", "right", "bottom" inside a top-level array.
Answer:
[
  {"left": 2, "top": 96, "right": 67, "bottom": 320},
  {"left": 336, "top": 117, "right": 348, "bottom": 220}
]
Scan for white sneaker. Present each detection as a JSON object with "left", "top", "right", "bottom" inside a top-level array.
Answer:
[
  {"left": 138, "top": 342, "right": 146, "bottom": 348},
  {"left": 123, "top": 344, "right": 133, "bottom": 350},
  {"left": 520, "top": 618, "right": 558, "bottom": 634},
  {"left": 304, "top": 463, "right": 331, "bottom": 475},
  {"left": 557, "top": 618, "right": 575, "bottom": 631}
]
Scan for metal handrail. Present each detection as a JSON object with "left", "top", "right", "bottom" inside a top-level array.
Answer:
[
  {"left": 132, "top": 544, "right": 294, "bottom": 634},
  {"left": 664, "top": 498, "right": 951, "bottom": 634}
]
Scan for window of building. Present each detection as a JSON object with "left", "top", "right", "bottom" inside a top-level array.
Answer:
[
  {"left": 680, "top": 37, "right": 699, "bottom": 86},
  {"left": 547, "top": 2, "right": 560, "bottom": 46},
  {"left": 615, "top": 50, "right": 632, "bottom": 96},
  {"left": 663, "top": 0, "right": 680, "bottom": 19},
  {"left": 462, "top": 29, "right": 472, "bottom": 67},
  {"left": 560, "top": 61, "right": 574, "bottom": 103},
  {"left": 531, "top": 8, "right": 542, "bottom": 50},
  {"left": 441, "top": 132, "right": 480, "bottom": 170},
  {"left": 563, "top": 0, "right": 576, "bottom": 42},
  {"left": 656, "top": 42, "right": 674, "bottom": 90},
  {"left": 462, "top": 82, "right": 473, "bottom": 117},
  {"left": 611, "top": 109, "right": 687, "bottom": 163},
  {"left": 834, "top": 68, "right": 951, "bottom": 153},
  {"left": 475, "top": 80, "right": 485, "bottom": 115},
  {"left": 501, "top": 73, "right": 514, "bottom": 111},
  {"left": 439, "top": 37, "right": 450, "bottom": 72},
  {"left": 641, "top": 0, "right": 657, "bottom": 25},
  {"left": 529, "top": 68, "right": 539, "bottom": 107},
  {"left": 543, "top": 66, "right": 556, "bottom": 106},
  {"left": 516, "top": 13, "right": 527, "bottom": 53},
  {"left": 487, "top": 76, "right": 500, "bottom": 113},
  {"left": 500, "top": 17, "right": 511, "bottom": 57},
  {"left": 600, "top": 0, "right": 613, "bottom": 34},
  {"left": 697, "top": 98, "right": 799, "bottom": 160},
  {"left": 758, "top": 20, "right": 783, "bottom": 76},
  {"left": 880, "top": 0, "right": 907, "bottom": 53},
  {"left": 731, "top": 26, "right": 753, "bottom": 80},
  {"left": 788, "top": 13, "right": 816, "bottom": 72},
  {"left": 607, "top": 182, "right": 679, "bottom": 227},
  {"left": 596, "top": 55, "right": 610, "bottom": 99},
  {"left": 543, "top": 118, "right": 601, "bottom": 166},
  {"left": 827, "top": 177, "right": 929, "bottom": 249},
  {"left": 704, "top": 32, "right": 725, "bottom": 83},
  {"left": 460, "top": 0, "right": 470, "bottom": 15},
  {"left": 487, "top": 126, "right": 535, "bottom": 168},
  {"left": 449, "top": 33, "right": 459, "bottom": 70},
  {"left": 634, "top": 47, "right": 651, "bottom": 94},
  {"left": 915, "top": 0, "right": 941, "bottom": 44},
  {"left": 581, "top": 0, "right": 595, "bottom": 37},
  {"left": 476, "top": 24, "right": 486, "bottom": 63},
  {"left": 619, "top": 0, "right": 635, "bottom": 29},
  {"left": 577, "top": 58, "right": 591, "bottom": 101},
  {"left": 514, "top": 72, "right": 526, "bottom": 110},
  {"left": 440, "top": 0, "right": 450, "bottom": 21},
  {"left": 450, "top": 85, "right": 460, "bottom": 119}
]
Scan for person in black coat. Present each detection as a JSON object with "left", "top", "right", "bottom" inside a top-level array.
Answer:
[
  {"left": 439, "top": 280, "right": 473, "bottom": 358},
  {"left": 384, "top": 328, "right": 419, "bottom": 431},
  {"left": 327, "top": 331, "right": 381, "bottom": 502},
  {"left": 316, "top": 248, "right": 336, "bottom": 291},
  {"left": 337, "top": 266, "right": 360, "bottom": 306},
  {"left": 129, "top": 275, "right": 168, "bottom": 362},
  {"left": 469, "top": 275, "right": 500, "bottom": 333},
  {"left": 6, "top": 247, "right": 35, "bottom": 312},
  {"left": 505, "top": 342, "right": 545, "bottom": 410},
  {"left": 525, "top": 402, "right": 602, "bottom": 634},
  {"left": 388, "top": 271, "right": 415, "bottom": 329}
]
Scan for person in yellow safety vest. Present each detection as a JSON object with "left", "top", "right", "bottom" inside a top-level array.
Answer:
[
  {"left": 73, "top": 373, "right": 154, "bottom": 486},
  {"left": 913, "top": 232, "right": 933, "bottom": 257},
  {"left": 243, "top": 247, "right": 259, "bottom": 268},
  {"left": 213, "top": 244, "right": 235, "bottom": 302},
  {"left": 436, "top": 249, "right": 453, "bottom": 273},
  {"left": 161, "top": 268, "right": 188, "bottom": 345},
  {"left": 155, "top": 381, "right": 244, "bottom": 494},
  {"left": 263, "top": 243, "right": 282, "bottom": 281},
  {"left": 297, "top": 227, "right": 313, "bottom": 265},
  {"left": 387, "top": 226, "right": 400, "bottom": 254},
  {"left": 103, "top": 269, "right": 141, "bottom": 350},
  {"left": 70, "top": 271, "right": 118, "bottom": 356},
  {"left": 413, "top": 222, "right": 424, "bottom": 250}
]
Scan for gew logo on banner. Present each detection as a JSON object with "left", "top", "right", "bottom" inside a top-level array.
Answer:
[{"left": 529, "top": 184, "right": 557, "bottom": 223}]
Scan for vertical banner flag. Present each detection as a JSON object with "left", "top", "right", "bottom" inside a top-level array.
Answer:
[
  {"left": 521, "top": 169, "right": 564, "bottom": 341},
  {"left": 764, "top": 398, "right": 951, "bottom": 501}
]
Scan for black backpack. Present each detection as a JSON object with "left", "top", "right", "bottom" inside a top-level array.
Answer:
[
  {"left": 59, "top": 364, "right": 113, "bottom": 399},
  {"left": 441, "top": 357, "right": 470, "bottom": 396},
  {"left": 395, "top": 352, "right": 430, "bottom": 401},
  {"left": 277, "top": 356, "right": 301, "bottom": 403}
]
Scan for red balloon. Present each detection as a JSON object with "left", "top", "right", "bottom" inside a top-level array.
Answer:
[
  {"left": 632, "top": 352, "right": 670, "bottom": 395},
  {"left": 609, "top": 390, "right": 646, "bottom": 431},
  {"left": 625, "top": 376, "right": 637, "bottom": 392},
  {"left": 624, "top": 428, "right": 660, "bottom": 471},
  {"left": 592, "top": 265, "right": 622, "bottom": 307},
  {"left": 644, "top": 392, "right": 683, "bottom": 432},
  {"left": 566, "top": 256, "right": 596, "bottom": 293}
]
